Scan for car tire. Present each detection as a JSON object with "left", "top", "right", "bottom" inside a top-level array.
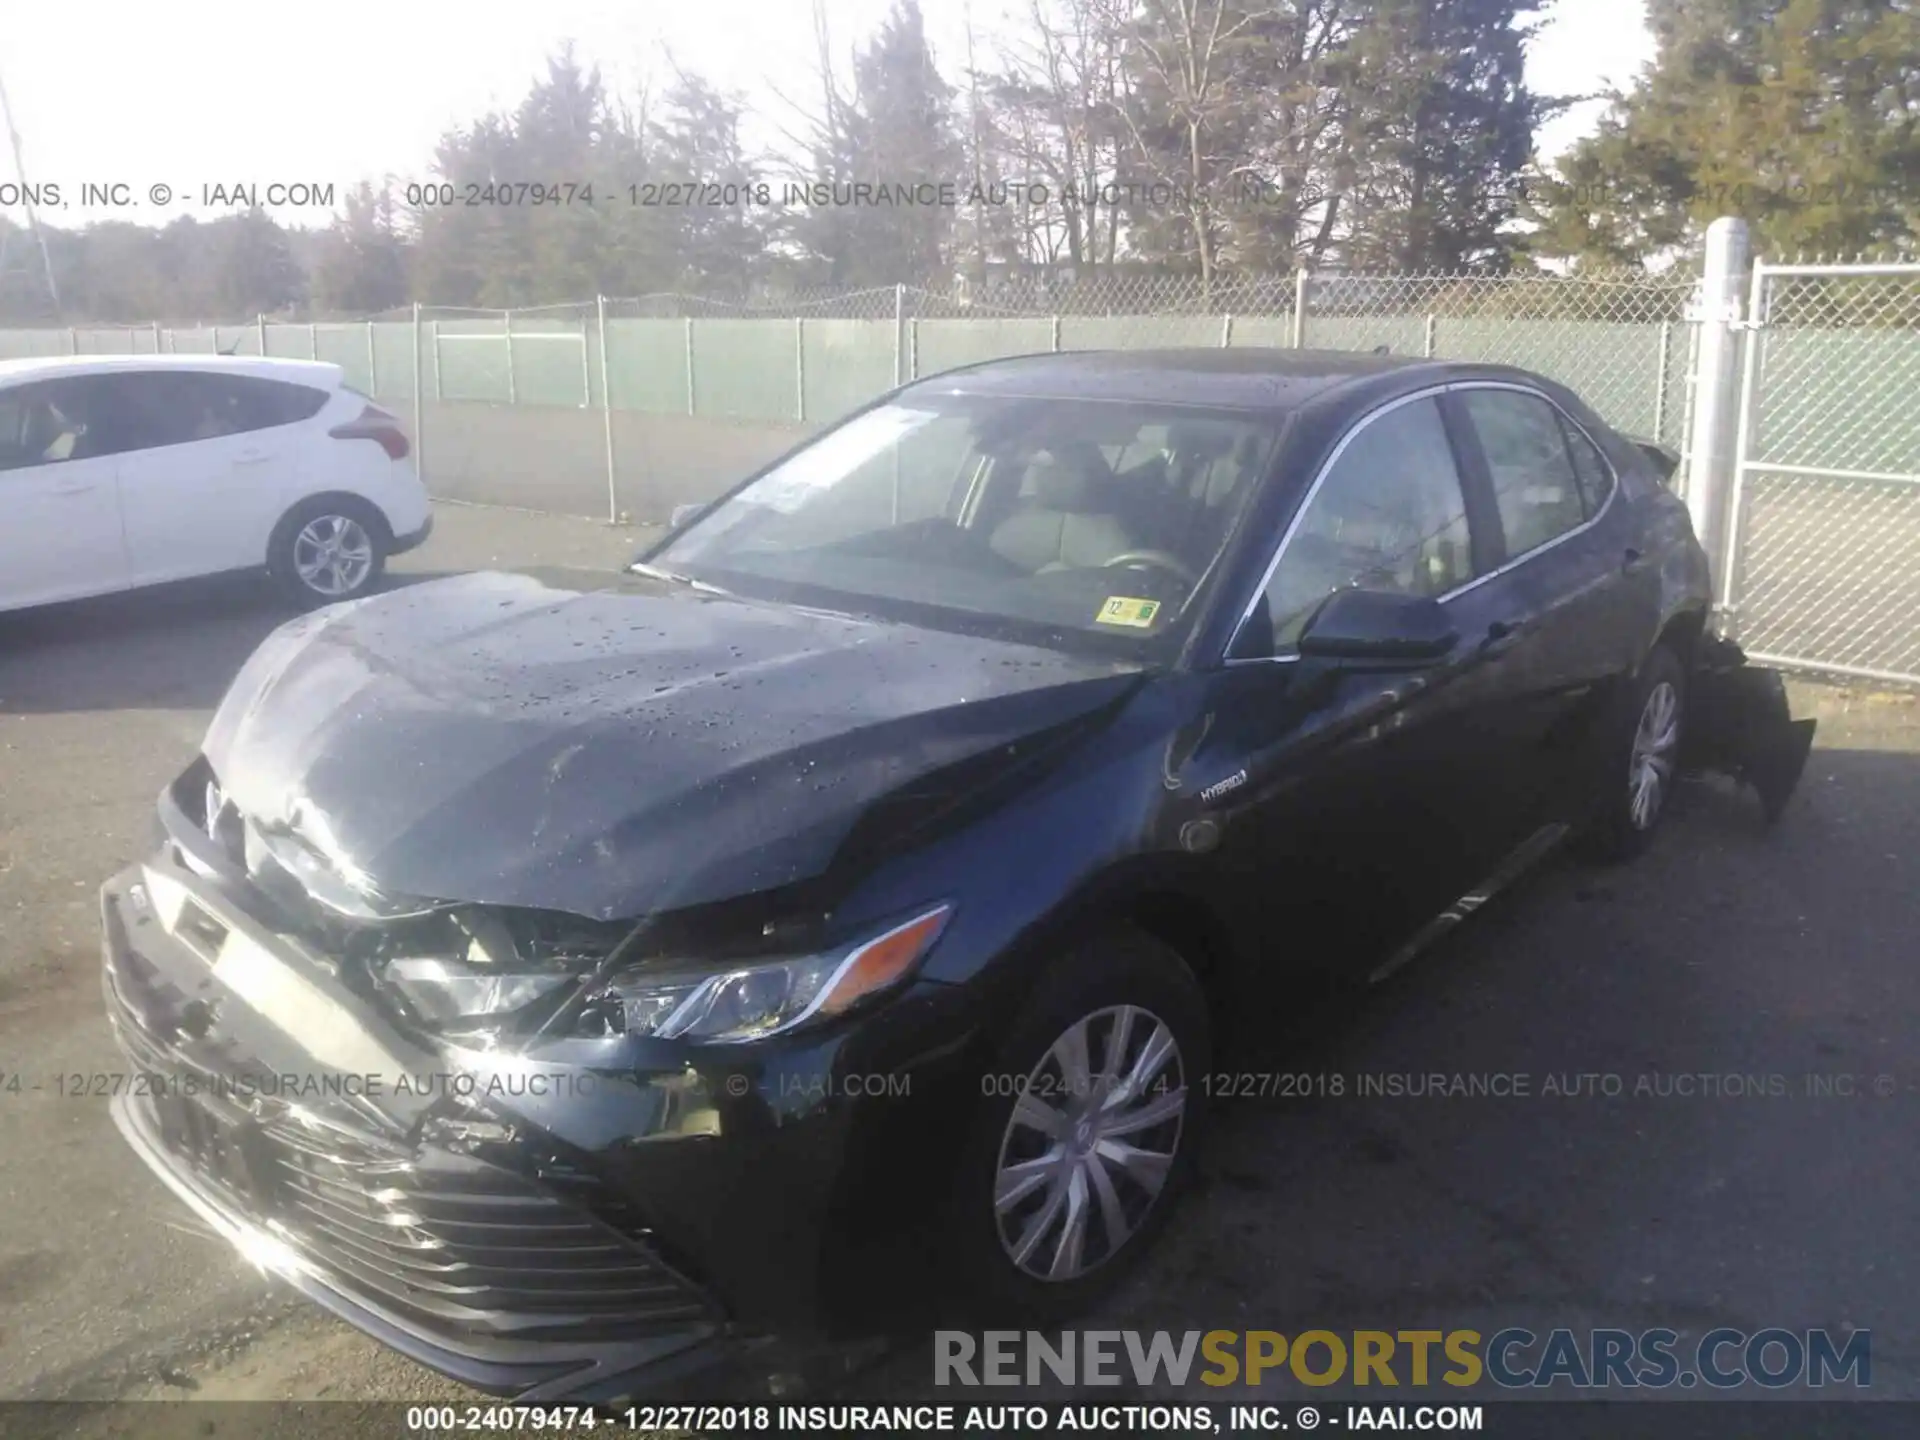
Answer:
[
  {"left": 1577, "top": 643, "right": 1687, "bottom": 863},
  {"left": 268, "top": 496, "right": 389, "bottom": 609},
  {"left": 948, "top": 925, "right": 1211, "bottom": 1323}
]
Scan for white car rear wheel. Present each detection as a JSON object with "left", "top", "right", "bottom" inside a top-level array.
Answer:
[{"left": 270, "top": 498, "right": 388, "bottom": 608}]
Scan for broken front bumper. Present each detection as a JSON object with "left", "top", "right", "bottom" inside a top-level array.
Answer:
[
  {"left": 99, "top": 855, "right": 732, "bottom": 1401},
  {"left": 1682, "top": 636, "right": 1819, "bottom": 824}
]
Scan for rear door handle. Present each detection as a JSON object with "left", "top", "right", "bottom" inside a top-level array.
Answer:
[
  {"left": 234, "top": 448, "right": 271, "bottom": 465},
  {"left": 1623, "top": 547, "right": 1650, "bottom": 573},
  {"left": 52, "top": 479, "right": 97, "bottom": 495}
]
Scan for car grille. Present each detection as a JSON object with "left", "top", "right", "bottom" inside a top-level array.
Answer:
[{"left": 105, "top": 942, "right": 715, "bottom": 1343}]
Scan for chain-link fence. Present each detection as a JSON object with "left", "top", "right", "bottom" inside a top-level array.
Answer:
[
  {"left": 0, "top": 268, "right": 1700, "bottom": 454},
  {"left": 1726, "top": 261, "right": 1920, "bottom": 684},
  {"left": 8, "top": 258, "right": 1917, "bottom": 686}
]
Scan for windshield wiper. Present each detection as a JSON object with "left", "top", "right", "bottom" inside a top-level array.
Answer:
[{"left": 627, "top": 561, "right": 731, "bottom": 595}]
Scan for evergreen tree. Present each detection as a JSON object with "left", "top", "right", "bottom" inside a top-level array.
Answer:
[
  {"left": 1528, "top": 0, "right": 1920, "bottom": 264},
  {"left": 1339, "top": 0, "right": 1550, "bottom": 271},
  {"left": 648, "top": 70, "right": 772, "bottom": 292},
  {"left": 312, "top": 182, "right": 410, "bottom": 314},
  {"left": 210, "top": 208, "right": 305, "bottom": 315},
  {"left": 797, "top": 0, "right": 965, "bottom": 284}
]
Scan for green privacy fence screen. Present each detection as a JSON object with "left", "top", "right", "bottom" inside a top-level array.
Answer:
[
  {"left": 0, "top": 271, "right": 1723, "bottom": 457},
  {"left": 7, "top": 268, "right": 1911, "bottom": 513}
]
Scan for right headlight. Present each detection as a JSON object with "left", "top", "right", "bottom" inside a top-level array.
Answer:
[{"left": 590, "top": 903, "right": 952, "bottom": 1044}]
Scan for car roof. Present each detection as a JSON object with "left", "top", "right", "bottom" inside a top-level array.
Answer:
[
  {"left": 0, "top": 353, "right": 343, "bottom": 386},
  {"left": 903, "top": 347, "right": 1575, "bottom": 418}
]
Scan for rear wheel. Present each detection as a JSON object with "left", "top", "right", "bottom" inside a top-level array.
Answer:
[
  {"left": 950, "top": 926, "right": 1210, "bottom": 1321},
  {"left": 269, "top": 497, "right": 388, "bottom": 608},
  {"left": 1579, "top": 643, "right": 1686, "bottom": 862}
]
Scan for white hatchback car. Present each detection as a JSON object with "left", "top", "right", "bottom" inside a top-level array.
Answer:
[{"left": 0, "top": 354, "right": 432, "bottom": 613}]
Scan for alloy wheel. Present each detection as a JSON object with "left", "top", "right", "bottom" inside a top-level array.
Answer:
[
  {"left": 1628, "top": 679, "right": 1681, "bottom": 831},
  {"left": 992, "top": 1003, "right": 1187, "bottom": 1282},
  {"left": 292, "top": 515, "right": 375, "bottom": 598}
]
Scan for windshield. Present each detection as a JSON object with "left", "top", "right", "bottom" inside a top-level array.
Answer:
[{"left": 646, "top": 394, "right": 1282, "bottom": 650}]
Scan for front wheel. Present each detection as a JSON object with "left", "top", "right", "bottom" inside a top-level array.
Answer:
[
  {"left": 1578, "top": 643, "right": 1686, "bottom": 862},
  {"left": 269, "top": 498, "right": 388, "bottom": 608},
  {"left": 950, "top": 926, "right": 1210, "bottom": 1321}
]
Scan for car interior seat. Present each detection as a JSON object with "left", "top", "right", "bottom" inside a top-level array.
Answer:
[{"left": 988, "top": 444, "right": 1142, "bottom": 574}]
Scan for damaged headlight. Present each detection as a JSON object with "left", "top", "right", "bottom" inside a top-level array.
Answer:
[
  {"left": 588, "top": 903, "right": 952, "bottom": 1043},
  {"left": 372, "top": 908, "right": 625, "bottom": 1030},
  {"left": 384, "top": 958, "right": 576, "bottom": 1026}
]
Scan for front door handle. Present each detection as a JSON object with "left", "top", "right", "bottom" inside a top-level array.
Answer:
[
  {"left": 234, "top": 448, "right": 271, "bottom": 465},
  {"left": 1623, "top": 546, "right": 1649, "bottom": 573},
  {"left": 52, "top": 480, "right": 98, "bottom": 495},
  {"left": 1480, "top": 618, "right": 1526, "bottom": 658}
]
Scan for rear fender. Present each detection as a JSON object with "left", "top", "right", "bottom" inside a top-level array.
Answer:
[{"left": 1681, "top": 635, "right": 1818, "bottom": 825}]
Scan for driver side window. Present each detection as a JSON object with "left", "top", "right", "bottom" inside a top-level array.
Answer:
[{"left": 1252, "top": 396, "right": 1477, "bottom": 654}]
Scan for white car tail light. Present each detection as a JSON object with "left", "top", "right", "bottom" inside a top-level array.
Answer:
[{"left": 328, "top": 403, "right": 411, "bottom": 460}]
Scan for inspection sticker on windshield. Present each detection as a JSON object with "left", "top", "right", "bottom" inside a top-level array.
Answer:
[{"left": 1096, "top": 596, "right": 1161, "bottom": 628}]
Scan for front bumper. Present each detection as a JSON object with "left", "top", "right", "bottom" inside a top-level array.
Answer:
[
  {"left": 99, "top": 818, "right": 974, "bottom": 1400},
  {"left": 100, "top": 858, "right": 738, "bottom": 1400}
]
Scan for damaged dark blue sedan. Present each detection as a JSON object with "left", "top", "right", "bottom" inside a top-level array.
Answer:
[{"left": 99, "top": 350, "right": 1814, "bottom": 1401}]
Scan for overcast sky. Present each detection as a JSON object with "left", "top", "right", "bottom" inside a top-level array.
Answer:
[{"left": 1, "top": 0, "right": 1652, "bottom": 229}]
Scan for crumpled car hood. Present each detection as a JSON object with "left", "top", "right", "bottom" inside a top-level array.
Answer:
[{"left": 203, "top": 571, "right": 1143, "bottom": 919}]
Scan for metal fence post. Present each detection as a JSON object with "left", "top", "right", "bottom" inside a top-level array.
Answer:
[
  {"left": 366, "top": 320, "right": 377, "bottom": 394},
  {"left": 1051, "top": 315, "right": 1061, "bottom": 352},
  {"left": 1291, "top": 270, "right": 1308, "bottom": 348},
  {"left": 1423, "top": 314, "right": 1436, "bottom": 358},
  {"left": 1720, "top": 261, "right": 1769, "bottom": 632},
  {"left": 67, "top": 326, "right": 77, "bottom": 355},
  {"left": 430, "top": 318, "right": 442, "bottom": 402},
  {"left": 1652, "top": 321, "right": 1672, "bottom": 446},
  {"left": 598, "top": 295, "right": 618, "bottom": 523},
  {"left": 308, "top": 321, "right": 318, "bottom": 361},
  {"left": 795, "top": 317, "right": 806, "bottom": 422},
  {"left": 1220, "top": 313, "right": 1234, "bottom": 347},
  {"left": 908, "top": 317, "right": 919, "bottom": 380},
  {"left": 257, "top": 313, "right": 267, "bottom": 355},
  {"left": 892, "top": 284, "right": 905, "bottom": 386},
  {"left": 503, "top": 309, "right": 516, "bottom": 405},
  {"left": 577, "top": 312, "right": 591, "bottom": 411},
  {"left": 1683, "top": 217, "right": 1753, "bottom": 625},
  {"left": 684, "top": 317, "right": 696, "bottom": 415},
  {"left": 151, "top": 320, "right": 160, "bottom": 354},
  {"left": 410, "top": 302, "right": 425, "bottom": 489}
]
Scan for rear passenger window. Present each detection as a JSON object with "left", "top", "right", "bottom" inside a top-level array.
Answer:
[
  {"left": 1459, "top": 389, "right": 1588, "bottom": 558},
  {"left": 100, "top": 372, "right": 329, "bottom": 451},
  {"left": 1559, "top": 418, "right": 1615, "bottom": 514}
]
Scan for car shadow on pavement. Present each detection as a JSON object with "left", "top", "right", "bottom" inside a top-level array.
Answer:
[
  {"left": 0, "top": 571, "right": 467, "bottom": 716},
  {"left": 848, "top": 744, "right": 1920, "bottom": 1402}
]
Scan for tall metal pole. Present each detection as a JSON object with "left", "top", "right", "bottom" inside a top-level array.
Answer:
[
  {"left": 1684, "top": 216, "right": 1753, "bottom": 619},
  {"left": 0, "top": 68, "right": 59, "bottom": 312}
]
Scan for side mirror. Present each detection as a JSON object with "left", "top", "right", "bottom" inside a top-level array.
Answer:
[
  {"left": 669, "top": 502, "right": 707, "bottom": 531},
  {"left": 1296, "top": 588, "right": 1457, "bottom": 664}
]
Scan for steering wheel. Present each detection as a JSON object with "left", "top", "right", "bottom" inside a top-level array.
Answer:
[{"left": 1104, "top": 549, "right": 1199, "bottom": 586}]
